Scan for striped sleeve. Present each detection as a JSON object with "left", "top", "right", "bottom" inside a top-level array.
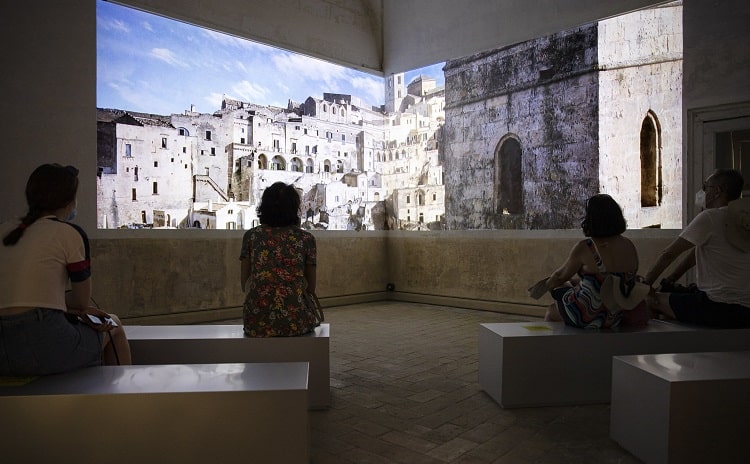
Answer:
[{"left": 64, "top": 222, "right": 91, "bottom": 282}]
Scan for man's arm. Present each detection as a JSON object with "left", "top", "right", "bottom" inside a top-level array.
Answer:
[
  {"left": 665, "top": 249, "right": 696, "bottom": 282},
  {"left": 643, "top": 237, "right": 695, "bottom": 285}
]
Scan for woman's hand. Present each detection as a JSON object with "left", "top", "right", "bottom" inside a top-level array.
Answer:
[{"left": 69, "top": 307, "right": 118, "bottom": 331}]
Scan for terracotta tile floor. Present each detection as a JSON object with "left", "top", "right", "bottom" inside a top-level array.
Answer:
[{"left": 305, "top": 301, "right": 641, "bottom": 464}]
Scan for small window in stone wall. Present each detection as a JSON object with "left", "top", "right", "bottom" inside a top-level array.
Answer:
[
  {"left": 640, "top": 111, "right": 662, "bottom": 207},
  {"left": 495, "top": 136, "right": 523, "bottom": 214}
]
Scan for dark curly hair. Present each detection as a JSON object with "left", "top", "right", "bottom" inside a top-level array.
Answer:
[
  {"left": 3, "top": 163, "right": 79, "bottom": 246},
  {"left": 580, "top": 194, "right": 627, "bottom": 238},
  {"left": 257, "top": 182, "right": 301, "bottom": 227}
]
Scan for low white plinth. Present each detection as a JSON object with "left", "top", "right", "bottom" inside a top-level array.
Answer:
[
  {"left": 0, "top": 362, "right": 309, "bottom": 464},
  {"left": 478, "top": 321, "right": 750, "bottom": 408},
  {"left": 610, "top": 351, "right": 750, "bottom": 464},
  {"left": 125, "top": 323, "right": 330, "bottom": 409}
]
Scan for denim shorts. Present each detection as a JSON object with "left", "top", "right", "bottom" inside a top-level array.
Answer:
[{"left": 0, "top": 308, "right": 102, "bottom": 376}]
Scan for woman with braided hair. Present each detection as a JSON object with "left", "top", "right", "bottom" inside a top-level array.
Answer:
[{"left": 0, "top": 164, "right": 131, "bottom": 376}]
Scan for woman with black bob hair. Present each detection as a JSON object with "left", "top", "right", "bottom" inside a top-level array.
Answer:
[
  {"left": 239, "top": 182, "right": 318, "bottom": 336},
  {"left": 532, "top": 194, "right": 645, "bottom": 328},
  {"left": 0, "top": 164, "right": 131, "bottom": 376}
]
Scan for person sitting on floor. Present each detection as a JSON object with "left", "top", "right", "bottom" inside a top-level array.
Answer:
[{"left": 643, "top": 168, "right": 750, "bottom": 328}]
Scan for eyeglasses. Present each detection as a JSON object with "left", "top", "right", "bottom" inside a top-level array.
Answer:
[{"left": 702, "top": 182, "right": 719, "bottom": 191}]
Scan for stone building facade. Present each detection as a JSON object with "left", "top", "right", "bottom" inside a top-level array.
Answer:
[
  {"left": 97, "top": 77, "right": 447, "bottom": 230},
  {"left": 443, "top": 2, "right": 682, "bottom": 230}
]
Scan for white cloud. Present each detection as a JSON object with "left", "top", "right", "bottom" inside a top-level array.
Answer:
[
  {"left": 202, "top": 29, "right": 269, "bottom": 52},
  {"left": 235, "top": 61, "right": 249, "bottom": 73},
  {"left": 107, "top": 81, "right": 171, "bottom": 113},
  {"left": 142, "top": 21, "right": 153, "bottom": 32},
  {"left": 231, "top": 80, "right": 271, "bottom": 102},
  {"left": 98, "top": 17, "right": 130, "bottom": 33},
  {"left": 271, "top": 52, "right": 348, "bottom": 88},
  {"left": 204, "top": 92, "right": 225, "bottom": 110},
  {"left": 150, "top": 48, "right": 189, "bottom": 68},
  {"left": 349, "top": 76, "right": 385, "bottom": 106}
]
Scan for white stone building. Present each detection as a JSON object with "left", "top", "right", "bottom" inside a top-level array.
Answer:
[{"left": 97, "top": 78, "right": 448, "bottom": 230}]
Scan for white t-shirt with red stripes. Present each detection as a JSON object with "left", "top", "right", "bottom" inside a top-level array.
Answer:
[{"left": 0, "top": 216, "right": 90, "bottom": 312}]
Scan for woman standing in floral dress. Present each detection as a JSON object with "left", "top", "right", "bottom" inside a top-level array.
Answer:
[{"left": 240, "top": 182, "right": 318, "bottom": 337}]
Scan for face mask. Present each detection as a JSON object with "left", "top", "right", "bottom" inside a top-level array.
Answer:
[
  {"left": 66, "top": 209, "right": 77, "bottom": 221},
  {"left": 694, "top": 190, "right": 706, "bottom": 210}
]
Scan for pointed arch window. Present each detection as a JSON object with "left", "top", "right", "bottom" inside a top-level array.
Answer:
[
  {"left": 494, "top": 135, "right": 523, "bottom": 214},
  {"left": 640, "top": 111, "right": 662, "bottom": 207}
]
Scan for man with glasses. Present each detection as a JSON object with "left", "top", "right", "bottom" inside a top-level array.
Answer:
[{"left": 643, "top": 169, "right": 750, "bottom": 327}]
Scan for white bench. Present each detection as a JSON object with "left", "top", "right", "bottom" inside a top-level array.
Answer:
[
  {"left": 125, "top": 323, "right": 330, "bottom": 409},
  {"left": 610, "top": 351, "right": 750, "bottom": 464},
  {"left": 0, "top": 362, "right": 309, "bottom": 464},
  {"left": 478, "top": 321, "right": 750, "bottom": 408}
]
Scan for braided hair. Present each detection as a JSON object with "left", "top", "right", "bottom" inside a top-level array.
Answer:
[{"left": 3, "top": 164, "right": 79, "bottom": 246}]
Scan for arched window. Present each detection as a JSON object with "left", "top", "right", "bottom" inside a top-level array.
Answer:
[
  {"left": 640, "top": 111, "right": 662, "bottom": 207},
  {"left": 271, "top": 155, "right": 285, "bottom": 171},
  {"left": 494, "top": 135, "right": 523, "bottom": 215},
  {"left": 290, "top": 157, "right": 303, "bottom": 172},
  {"left": 257, "top": 154, "right": 268, "bottom": 170}
]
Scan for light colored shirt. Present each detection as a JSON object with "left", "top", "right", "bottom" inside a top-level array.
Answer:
[
  {"left": 0, "top": 216, "right": 90, "bottom": 311},
  {"left": 680, "top": 207, "right": 750, "bottom": 307}
]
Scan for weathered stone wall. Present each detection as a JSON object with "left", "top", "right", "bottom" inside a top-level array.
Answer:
[
  {"left": 96, "top": 123, "right": 194, "bottom": 228},
  {"left": 443, "top": 4, "right": 683, "bottom": 230},
  {"left": 597, "top": 2, "right": 683, "bottom": 229},
  {"left": 90, "top": 230, "right": 390, "bottom": 323},
  {"left": 88, "top": 229, "right": 680, "bottom": 323},
  {"left": 386, "top": 229, "right": 680, "bottom": 316},
  {"left": 443, "top": 24, "right": 601, "bottom": 230}
]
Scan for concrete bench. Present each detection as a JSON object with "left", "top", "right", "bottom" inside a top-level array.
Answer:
[
  {"left": 0, "top": 362, "right": 309, "bottom": 464},
  {"left": 478, "top": 321, "right": 750, "bottom": 408},
  {"left": 125, "top": 323, "right": 330, "bottom": 409},
  {"left": 610, "top": 351, "right": 750, "bottom": 464}
]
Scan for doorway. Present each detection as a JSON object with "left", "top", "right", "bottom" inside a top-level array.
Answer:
[{"left": 688, "top": 101, "right": 750, "bottom": 221}]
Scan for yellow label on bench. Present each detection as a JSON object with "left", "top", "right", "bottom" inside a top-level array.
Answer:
[
  {"left": 0, "top": 376, "right": 38, "bottom": 387},
  {"left": 522, "top": 325, "right": 553, "bottom": 331}
]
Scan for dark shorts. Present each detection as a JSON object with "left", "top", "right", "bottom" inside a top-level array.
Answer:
[
  {"left": 0, "top": 308, "right": 102, "bottom": 376},
  {"left": 669, "top": 291, "right": 750, "bottom": 328}
]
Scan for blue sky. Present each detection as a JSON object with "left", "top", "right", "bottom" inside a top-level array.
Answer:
[{"left": 97, "top": 0, "right": 445, "bottom": 116}]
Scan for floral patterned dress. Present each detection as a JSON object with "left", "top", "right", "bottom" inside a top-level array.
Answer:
[{"left": 239, "top": 225, "right": 317, "bottom": 337}]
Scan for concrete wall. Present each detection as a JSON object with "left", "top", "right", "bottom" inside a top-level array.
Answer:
[
  {"left": 682, "top": 0, "right": 750, "bottom": 212},
  {"left": 88, "top": 229, "right": 679, "bottom": 323},
  {"left": 91, "top": 231, "right": 390, "bottom": 323},
  {"left": 1, "top": 1, "right": 747, "bottom": 323}
]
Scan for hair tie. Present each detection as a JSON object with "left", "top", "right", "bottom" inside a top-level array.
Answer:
[{"left": 18, "top": 223, "right": 27, "bottom": 230}]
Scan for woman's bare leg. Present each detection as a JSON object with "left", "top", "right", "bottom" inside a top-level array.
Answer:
[
  {"left": 647, "top": 292, "right": 677, "bottom": 320},
  {"left": 545, "top": 303, "right": 563, "bottom": 322},
  {"left": 101, "top": 314, "right": 132, "bottom": 365}
]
